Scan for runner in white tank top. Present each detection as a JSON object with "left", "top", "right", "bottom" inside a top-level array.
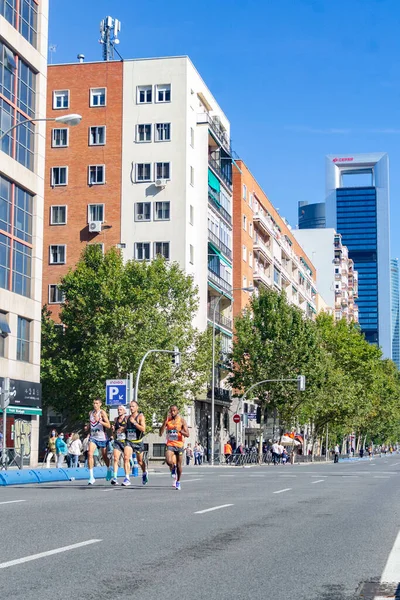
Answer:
[{"left": 87, "top": 398, "right": 111, "bottom": 485}]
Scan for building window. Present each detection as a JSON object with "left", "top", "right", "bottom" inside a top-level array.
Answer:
[
  {"left": 190, "top": 244, "right": 194, "bottom": 265},
  {"left": 90, "top": 87, "right": 106, "bottom": 107},
  {"left": 89, "top": 126, "right": 106, "bottom": 146},
  {"left": 52, "top": 128, "right": 68, "bottom": 148},
  {"left": 88, "top": 242, "right": 105, "bottom": 254},
  {"left": 243, "top": 276, "right": 247, "bottom": 288},
  {"left": 154, "top": 201, "right": 170, "bottom": 221},
  {"left": 155, "top": 162, "right": 170, "bottom": 180},
  {"left": 242, "top": 245, "right": 247, "bottom": 261},
  {"left": 249, "top": 194, "right": 253, "bottom": 208},
  {"left": 88, "top": 204, "right": 104, "bottom": 223},
  {"left": 249, "top": 252, "right": 253, "bottom": 268},
  {"left": 243, "top": 215, "right": 247, "bottom": 231},
  {"left": 53, "top": 90, "right": 69, "bottom": 109},
  {"left": 1, "top": 0, "right": 17, "bottom": 29},
  {"left": 189, "top": 205, "right": 194, "bottom": 225},
  {"left": 88, "top": 165, "right": 105, "bottom": 185},
  {"left": 51, "top": 205, "right": 67, "bottom": 225},
  {"left": 51, "top": 166, "right": 68, "bottom": 186},
  {"left": 0, "top": 233, "right": 10, "bottom": 290},
  {"left": 49, "top": 244, "right": 66, "bottom": 265},
  {"left": 152, "top": 443, "right": 165, "bottom": 458},
  {"left": 135, "top": 242, "right": 150, "bottom": 261},
  {"left": 19, "top": 0, "right": 38, "bottom": 47},
  {"left": 137, "top": 85, "right": 152, "bottom": 104},
  {"left": 12, "top": 240, "right": 31, "bottom": 297},
  {"left": 136, "top": 124, "right": 152, "bottom": 142},
  {"left": 17, "top": 316, "right": 30, "bottom": 362},
  {"left": 156, "top": 84, "right": 171, "bottom": 103},
  {"left": 136, "top": 163, "right": 152, "bottom": 182},
  {"left": 190, "top": 127, "right": 194, "bottom": 148},
  {"left": 48, "top": 284, "right": 64, "bottom": 304},
  {"left": 190, "top": 166, "right": 194, "bottom": 186},
  {"left": 249, "top": 223, "right": 253, "bottom": 238},
  {"left": 243, "top": 184, "right": 247, "bottom": 200},
  {"left": 155, "top": 123, "right": 171, "bottom": 142},
  {"left": 135, "top": 202, "right": 151, "bottom": 221},
  {"left": 14, "top": 186, "right": 32, "bottom": 243},
  {"left": 154, "top": 242, "right": 170, "bottom": 260}
]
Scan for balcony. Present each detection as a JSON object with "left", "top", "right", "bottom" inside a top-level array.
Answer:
[
  {"left": 208, "top": 229, "right": 232, "bottom": 261},
  {"left": 253, "top": 268, "right": 272, "bottom": 288},
  {"left": 209, "top": 156, "right": 232, "bottom": 190},
  {"left": 208, "top": 186, "right": 232, "bottom": 225},
  {"left": 253, "top": 236, "right": 272, "bottom": 262},
  {"left": 207, "top": 310, "right": 233, "bottom": 331},
  {"left": 197, "top": 113, "right": 231, "bottom": 154},
  {"left": 208, "top": 268, "right": 232, "bottom": 295},
  {"left": 207, "top": 387, "right": 232, "bottom": 404},
  {"left": 253, "top": 210, "right": 275, "bottom": 237}
]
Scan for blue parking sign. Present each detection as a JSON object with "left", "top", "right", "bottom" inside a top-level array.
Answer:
[{"left": 106, "top": 379, "right": 128, "bottom": 406}]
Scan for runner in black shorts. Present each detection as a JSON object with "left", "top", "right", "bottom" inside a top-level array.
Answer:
[
  {"left": 123, "top": 401, "right": 148, "bottom": 486},
  {"left": 160, "top": 405, "right": 189, "bottom": 491},
  {"left": 110, "top": 405, "right": 128, "bottom": 485}
]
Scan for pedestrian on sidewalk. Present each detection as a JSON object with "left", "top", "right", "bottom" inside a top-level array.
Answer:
[
  {"left": 46, "top": 429, "right": 57, "bottom": 468},
  {"left": 193, "top": 442, "right": 201, "bottom": 465},
  {"left": 55, "top": 432, "right": 68, "bottom": 468},
  {"left": 271, "top": 441, "right": 280, "bottom": 465},
  {"left": 224, "top": 441, "right": 232, "bottom": 464},
  {"left": 185, "top": 443, "right": 193, "bottom": 466},
  {"left": 198, "top": 443, "right": 204, "bottom": 464},
  {"left": 68, "top": 433, "right": 83, "bottom": 468},
  {"left": 334, "top": 444, "right": 340, "bottom": 463}
]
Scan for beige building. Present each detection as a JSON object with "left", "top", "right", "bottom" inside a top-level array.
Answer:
[{"left": 0, "top": 0, "right": 49, "bottom": 465}]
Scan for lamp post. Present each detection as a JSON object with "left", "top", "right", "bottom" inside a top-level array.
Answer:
[
  {"left": 0, "top": 113, "right": 82, "bottom": 142},
  {"left": 210, "top": 285, "right": 253, "bottom": 466}
]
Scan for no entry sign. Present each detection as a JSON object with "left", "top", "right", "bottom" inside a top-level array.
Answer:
[{"left": 233, "top": 413, "right": 241, "bottom": 424}]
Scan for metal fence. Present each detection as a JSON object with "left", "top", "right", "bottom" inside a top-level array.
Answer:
[{"left": 0, "top": 447, "right": 24, "bottom": 470}]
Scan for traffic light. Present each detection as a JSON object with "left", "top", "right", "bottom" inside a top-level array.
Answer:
[
  {"left": 297, "top": 375, "right": 306, "bottom": 391},
  {"left": 172, "top": 346, "right": 181, "bottom": 367},
  {"left": 256, "top": 405, "right": 261, "bottom": 424}
]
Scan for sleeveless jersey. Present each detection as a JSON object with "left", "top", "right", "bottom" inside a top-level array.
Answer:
[
  {"left": 166, "top": 415, "right": 184, "bottom": 448},
  {"left": 114, "top": 415, "right": 127, "bottom": 442},
  {"left": 90, "top": 410, "right": 107, "bottom": 441},
  {"left": 126, "top": 412, "right": 144, "bottom": 443}
]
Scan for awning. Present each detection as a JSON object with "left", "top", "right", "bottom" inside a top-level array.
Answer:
[
  {"left": 208, "top": 168, "right": 220, "bottom": 193},
  {"left": 1, "top": 406, "right": 42, "bottom": 416},
  {"left": 0, "top": 313, "right": 11, "bottom": 336},
  {"left": 208, "top": 242, "right": 232, "bottom": 268}
]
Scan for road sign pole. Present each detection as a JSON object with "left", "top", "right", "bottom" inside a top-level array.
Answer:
[{"left": 1, "top": 378, "right": 10, "bottom": 470}]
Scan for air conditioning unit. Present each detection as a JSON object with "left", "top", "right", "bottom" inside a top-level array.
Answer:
[
  {"left": 137, "top": 214, "right": 144, "bottom": 220},
  {"left": 155, "top": 179, "right": 167, "bottom": 188},
  {"left": 89, "top": 220, "right": 102, "bottom": 233}
]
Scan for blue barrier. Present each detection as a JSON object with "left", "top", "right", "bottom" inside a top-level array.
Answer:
[
  {"left": 0, "top": 466, "right": 127, "bottom": 486},
  {"left": 0, "top": 470, "right": 40, "bottom": 486}
]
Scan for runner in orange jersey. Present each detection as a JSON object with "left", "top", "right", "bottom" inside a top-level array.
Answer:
[{"left": 159, "top": 405, "right": 189, "bottom": 491}]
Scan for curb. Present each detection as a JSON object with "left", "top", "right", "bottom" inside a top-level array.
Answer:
[{"left": 0, "top": 466, "right": 127, "bottom": 486}]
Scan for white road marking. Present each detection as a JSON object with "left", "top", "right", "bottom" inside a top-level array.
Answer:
[
  {"left": 182, "top": 479, "right": 202, "bottom": 483},
  {"left": 381, "top": 529, "right": 400, "bottom": 583},
  {"left": 0, "top": 500, "right": 26, "bottom": 506},
  {"left": 280, "top": 475, "right": 297, "bottom": 478},
  {"left": 194, "top": 504, "right": 234, "bottom": 514},
  {"left": 311, "top": 475, "right": 327, "bottom": 478},
  {"left": 273, "top": 488, "right": 292, "bottom": 494},
  {"left": 249, "top": 474, "right": 266, "bottom": 477},
  {"left": 389, "top": 461, "right": 400, "bottom": 467},
  {"left": 374, "top": 476, "right": 390, "bottom": 479},
  {"left": 312, "top": 480, "right": 325, "bottom": 484},
  {"left": 220, "top": 475, "right": 235, "bottom": 477},
  {"left": 0, "top": 539, "right": 102, "bottom": 570}
]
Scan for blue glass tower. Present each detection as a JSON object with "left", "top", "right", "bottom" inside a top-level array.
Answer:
[
  {"left": 391, "top": 258, "right": 400, "bottom": 368},
  {"left": 325, "top": 153, "right": 391, "bottom": 357},
  {"left": 298, "top": 201, "right": 326, "bottom": 229}
]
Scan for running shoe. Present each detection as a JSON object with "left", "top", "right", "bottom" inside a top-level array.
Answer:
[
  {"left": 110, "top": 478, "right": 118, "bottom": 485},
  {"left": 171, "top": 465, "right": 176, "bottom": 478},
  {"left": 121, "top": 477, "right": 131, "bottom": 486},
  {"left": 142, "top": 472, "right": 149, "bottom": 485},
  {"left": 175, "top": 481, "right": 181, "bottom": 491},
  {"left": 106, "top": 467, "right": 112, "bottom": 481},
  {"left": 88, "top": 477, "right": 95, "bottom": 485}
]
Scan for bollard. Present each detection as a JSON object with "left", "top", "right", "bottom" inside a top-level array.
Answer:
[{"left": 20, "top": 444, "right": 24, "bottom": 470}]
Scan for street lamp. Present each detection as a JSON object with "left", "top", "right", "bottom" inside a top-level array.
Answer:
[
  {"left": 210, "top": 285, "right": 254, "bottom": 466},
  {"left": 0, "top": 113, "right": 82, "bottom": 141}
]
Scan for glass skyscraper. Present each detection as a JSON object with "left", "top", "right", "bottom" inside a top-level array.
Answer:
[
  {"left": 391, "top": 258, "right": 400, "bottom": 368},
  {"left": 325, "top": 153, "right": 391, "bottom": 358}
]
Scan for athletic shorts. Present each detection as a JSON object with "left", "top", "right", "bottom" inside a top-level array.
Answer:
[
  {"left": 166, "top": 445, "right": 184, "bottom": 456},
  {"left": 89, "top": 437, "right": 108, "bottom": 449},
  {"left": 125, "top": 441, "right": 144, "bottom": 454},
  {"left": 113, "top": 441, "right": 126, "bottom": 453}
]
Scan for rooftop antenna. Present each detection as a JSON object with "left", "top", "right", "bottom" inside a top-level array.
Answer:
[
  {"left": 99, "top": 16, "right": 121, "bottom": 61},
  {"left": 49, "top": 44, "right": 57, "bottom": 64}
]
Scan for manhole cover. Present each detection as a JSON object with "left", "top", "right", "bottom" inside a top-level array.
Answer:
[{"left": 357, "top": 581, "right": 400, "bottom": 599}]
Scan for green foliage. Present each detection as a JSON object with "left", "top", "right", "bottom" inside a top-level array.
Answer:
[
  {"left": 41, "top": 246, "right": 212, "bottom": 427},
  {"left": 230, "top": 287, "right": 400, "bottom": 443}
]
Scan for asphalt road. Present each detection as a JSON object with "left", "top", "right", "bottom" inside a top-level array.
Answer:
[{"left": 1, "top": 456, "right": 400, "bottom": 600}]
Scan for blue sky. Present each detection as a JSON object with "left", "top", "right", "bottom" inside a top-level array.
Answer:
[{"left": 49, "top": 0, "right": 400, "bottom": 256}]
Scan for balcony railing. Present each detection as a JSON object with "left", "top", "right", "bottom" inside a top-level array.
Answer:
[
  {"left": 253, "top": 268, "right": 272, "bottom": 288},
  {"left": 208, "top": 268, "right": 232, "bottom": 294},
  {"left": 208, "top": 156, "right": 232, "bottom": 189},
  {"left": 208, "top": 310, "right": 233, "bottom": 330},
  {"left": 208, "top": 229, "right": 232, "bottom": 261},
  {"left": 253, "top": 236, "right": 272, "bottom": 261},
  {"left": 208, "top": 186, "right": 232, "bottom": 225},
  {"left": 197, "top": 113, "right": 232, "bottom": 154},
  {"left": 207, "top": 387, "right": 232, "bottom": 404}
]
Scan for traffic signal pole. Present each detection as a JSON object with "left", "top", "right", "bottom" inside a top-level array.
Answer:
[
  {"left": 134, "top": 348, "right": 180, "bottom": 403},
  {"left": 1, "top": 378, "right": 10, "bottom": 470}
]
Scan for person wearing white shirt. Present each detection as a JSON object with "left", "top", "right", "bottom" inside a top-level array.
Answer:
[
  {"left": 68, "top": 433, "right": 83, "bottom": 468},
  {"left": 271, "top": 442, "right": 280, "bottom": 465}
]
